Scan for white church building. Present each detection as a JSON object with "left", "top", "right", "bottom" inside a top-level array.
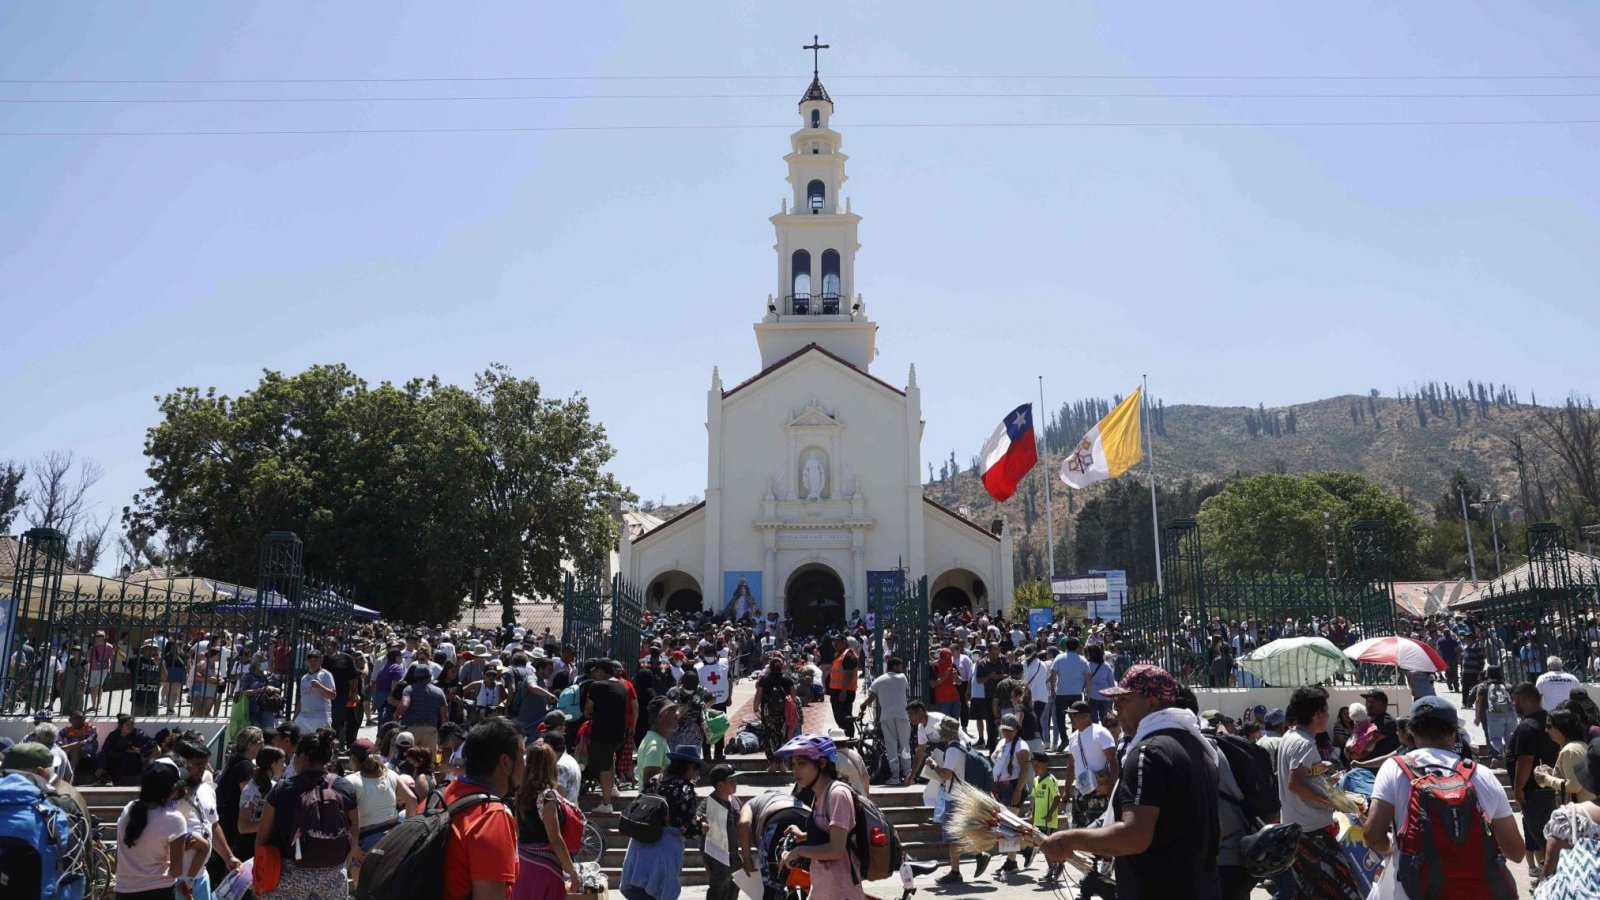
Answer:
[{"left": 617, "top": 71, "right": 1014, "bottom": 635}]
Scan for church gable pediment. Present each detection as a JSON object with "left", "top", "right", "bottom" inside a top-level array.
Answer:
[{"left": 787, "top": 400, "right": 841, "bottom": 429}]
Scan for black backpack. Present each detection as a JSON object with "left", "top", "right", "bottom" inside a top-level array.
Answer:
[
  {"left": 1213, "top": 731, "right": 1280, "bottom": 823},
  {"left": 618, "top": 793, "right": 669, "bottom": 844},
  {"left": 355, "top": 789, "right": 495, "bottom": 900}
]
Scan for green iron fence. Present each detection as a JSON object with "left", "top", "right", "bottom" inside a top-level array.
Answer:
[
  {"left": 1463, "top": 524, "right": 1600, "bottom": 682},
  {"left": 875, "top": 563, "right": 929, "bottom": 702},
  {"left": 560, "top": 568, "right": 647, "bottom": 671},
  {"left": 1119, "top": 518, "right": 1398, "bottom": 686},
  {"left": 2, "top": 528, "right": 353, "bottom": 723}
]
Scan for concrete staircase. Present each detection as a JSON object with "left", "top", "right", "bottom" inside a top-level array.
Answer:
[{"left": 77, "top": 750, "right": 1520, "bottom": 890}]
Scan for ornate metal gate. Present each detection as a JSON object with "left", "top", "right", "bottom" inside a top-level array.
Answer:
[{"left": 610, "top": 576, "right": 645, "bottom": 672}]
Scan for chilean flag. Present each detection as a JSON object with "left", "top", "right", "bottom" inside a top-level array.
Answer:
[{"left": 979, "top": 403, "right": 1039, "bottom": 502}]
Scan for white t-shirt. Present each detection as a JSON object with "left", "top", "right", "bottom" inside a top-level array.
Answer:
[
  {"left": 299, "top": 669, "right": 336, "bottom": 722},
  {"left": 115, "top": 802, "right": 190, "bottom": 892},
  {"left": 556, "top": 752, "right": 582, "bottom": 803},
  {"left": 1536, "top": 671, "right": 1581, "bottom": 712},
  {"left": 174, "top": 781, "right": 219, "bottom": 876},
  {"left": 1371, "top": 748, "right": 1513, "bottom": 900},
  {"left": 345, "top": 769, "right": 402, "bottom": 829},
  {"left": 939, "top": 744, "right": 969, "bottom": 785},
  {"left": 698, "top": 661, "right": 731, "bottom": 704},
  {"left": 1023, "top": 660, "right": 1051, "bottom": 704},
  {"left": 991, "top": 736, "right": 1029, "bottom": 784},
  {"left": 916, "top": 712, "right": 976, "bottom": 747},
  {"left": 1067, "top": 723, "right": 1115, "bottom": 796}
]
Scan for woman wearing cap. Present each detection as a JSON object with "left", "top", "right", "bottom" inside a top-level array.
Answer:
[
  {"left": 115, "top": 762, "right": 208, "bottom": 899},
  {"left": 619, "top": 745, "right": 704, "bottom": 900},
  {"left": 775, "top": 734, "right": 866, "bottom": 900},
  {"left": 990, "top": 713, "right": 1032, "bottom": 875},
  {"left": 342, "top": 737, "right": 417, "bottom": 892}
]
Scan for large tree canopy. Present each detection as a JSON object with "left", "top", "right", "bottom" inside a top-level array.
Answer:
[
  {"left": 125, "top": 363, "right": 630, "bottom": 624},
  {"left": 1197, "top": 471, "right": 1423, "bottom": 577}
]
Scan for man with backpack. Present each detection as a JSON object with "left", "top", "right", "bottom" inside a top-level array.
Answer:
[
  {"left": 1191, "top": 693, "right": 1275, "bottom": 900},
  {"left": 1471, "top": 665, "right": 1518, "bottom": 765},
  {"left": 1, "top": 741, "right": 91, "bottom": 900},
  {"left": 1040, "top": 663, "right": 1222, "bottom": 900},
  {"left": 1362, "top": 696, "right": 1523, "bottom": 899},
  {"left": 926, "top": 716, "right": 993, "bottom": 884}
]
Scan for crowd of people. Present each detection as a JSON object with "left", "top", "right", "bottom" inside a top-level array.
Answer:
[{"left": 5, "top": 600, "right": 1600, "bottom": 900}]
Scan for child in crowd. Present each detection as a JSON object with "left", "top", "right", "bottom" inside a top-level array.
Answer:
[
  {"left": 701, "top": 763, "right": 742, "bottom": 900},
  {"left": 1030, "top": 752, "right": 1065, "bottom": 882}
]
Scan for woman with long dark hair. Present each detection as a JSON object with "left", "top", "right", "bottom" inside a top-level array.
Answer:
[
  {"left": 257, "top": 730, "right": 359, "bottom": 899},
  {"left": 217, "top": 727, "right": 264, "bottom": 863},
  {"left": 115, "top": 762, "right": 207, "bottom": 899},
  {"left": 513, "top": 742, "right": 582, "bottom": 900},
  {"left": 236, "top": 746, "right": 286, "bottom": 859}
]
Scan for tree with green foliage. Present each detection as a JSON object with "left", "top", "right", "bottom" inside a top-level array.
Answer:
[
  {"left": 1071, "top": 476, "right": 1225, "bottom": 583},
  {"left": 0, "top": 461, "right": 27, "bottom": 533},
  {"left": 1197, "top": 472, "right": 1424, "bottom": 577},
  {"left": 126, "top": 363, "right": 630, "bottom": 624}
]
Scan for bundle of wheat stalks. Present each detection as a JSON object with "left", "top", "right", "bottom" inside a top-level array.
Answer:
[{"left": 942, "top": 782, "right": 1050, "bottom": 855}]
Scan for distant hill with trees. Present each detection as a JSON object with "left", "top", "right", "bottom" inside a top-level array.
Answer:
[{"left": 922, "top": 384, "right": 1598, "bottom": 586}]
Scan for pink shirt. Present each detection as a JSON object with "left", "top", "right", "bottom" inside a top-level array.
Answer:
[
  {"left": 808, "top": 781, "right": 865, "bottom": 900},
  {"left": 89, "top": 642, "right": 115, "bottom": 670}
]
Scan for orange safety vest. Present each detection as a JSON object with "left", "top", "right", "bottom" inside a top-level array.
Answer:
[{"left": 828, "top": 650, "right": 859, "bottom": 692}]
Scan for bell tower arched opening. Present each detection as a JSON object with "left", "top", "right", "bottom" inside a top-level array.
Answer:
[
  {"left": 785, "top": 563, "right": 846, "bottom": 637},
  {"left": 790, "top": 249, "right": 811, "bottom": 313}
]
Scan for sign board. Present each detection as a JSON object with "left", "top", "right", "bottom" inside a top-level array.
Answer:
[
  {"left": 1051, "top": 571, "right": 1125, "bottom": 622},
  {"left": 866, "top": 570, "right": 901, "bottom": 624},
  {"left": 1089, "top": 568, "right": 1127, "bottom": 622},
  {"left": 1027, "top": 607, "right": 1054, "bottom": 636}
]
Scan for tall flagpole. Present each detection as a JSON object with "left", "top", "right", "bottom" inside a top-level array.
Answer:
[
  {"left": 1144, "top": 375, "right": 1164, "bottom": 594},
  {"left": 1039, "top": 376, "right": 1056, "bottom": 582}
]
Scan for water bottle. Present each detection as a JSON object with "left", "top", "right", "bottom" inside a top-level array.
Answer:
[{"left": 899, "top": 859, "right": 916, "bottom": 892}]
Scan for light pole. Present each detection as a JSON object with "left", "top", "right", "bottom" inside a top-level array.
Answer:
[
  {"left": 471, "top": 564, "right": 483, "bottom": 628},
  {"left": 1459, "top": 485, "right": 1479, "bottom": 587},
  {"left": 1471, "top": 497, "right": 1505, "bottom": 578}
]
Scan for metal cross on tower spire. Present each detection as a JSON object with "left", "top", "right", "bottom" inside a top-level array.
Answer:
[{"left": 803, "top": 34, "right": 830, "bottom": 77}]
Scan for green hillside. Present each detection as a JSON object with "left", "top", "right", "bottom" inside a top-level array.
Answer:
[{"left": 924, "top": 389, "right": 1561, "bottom": 581}]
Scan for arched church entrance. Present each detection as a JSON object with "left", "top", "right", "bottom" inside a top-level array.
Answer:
[
  {"left": 785, "top": 564, "right": 847, "bottom": 638},
  {"left": 931, "top": 568, "right": 987, "bottom": 613},
  {"left": 647, "top": 570, "right": 703, "bottom": 615}
]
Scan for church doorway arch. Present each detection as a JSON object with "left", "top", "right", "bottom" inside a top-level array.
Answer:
[
  {"left": 785, "top": 563, "right": 846, "bottom": 638},
  {"left": 647, "top": 570, "right": 703, "bottom": 615},
  {"left": 932, "top": 586, "right": 971, "bottom": 612},
  {"left": 931, "top": 568, "right": 986, "bottom": 613}
]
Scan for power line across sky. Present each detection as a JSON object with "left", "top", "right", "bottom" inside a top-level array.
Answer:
[{"left": 4, "top": 71, "right": 1600, "bottom": 85}]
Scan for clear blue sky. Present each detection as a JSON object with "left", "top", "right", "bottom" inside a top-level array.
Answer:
[{"left": 2, "top": 2, "right": 1597, "bottom": 567}]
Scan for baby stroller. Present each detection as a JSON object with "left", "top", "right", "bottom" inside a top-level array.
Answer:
[{"left": 745, "top": 790, "right": 814, "bottom": 900}]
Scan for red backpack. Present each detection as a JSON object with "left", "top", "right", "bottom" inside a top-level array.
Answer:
[{"left": 1393, "top": 755, "right": 1516, "bottom": 900}]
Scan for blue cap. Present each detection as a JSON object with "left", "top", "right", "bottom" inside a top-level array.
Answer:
[{"left": 1410, "top": 695, "right": 1459, "bottom": 728}]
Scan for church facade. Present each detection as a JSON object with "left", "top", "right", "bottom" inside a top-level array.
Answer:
[{"left": 617, "top": 73, "right": 1014, "bottom": 635}]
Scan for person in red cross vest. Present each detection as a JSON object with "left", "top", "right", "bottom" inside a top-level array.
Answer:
[
  {"left": 696, "top": 642, "right": 731, "bottom": 759},
  {"left": 827, "top": 633, "right": 861, "bottom": 739}
]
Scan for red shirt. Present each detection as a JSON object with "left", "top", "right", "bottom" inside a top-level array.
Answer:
[
  {"left": 933, "top": 660, "right": 960, "bottom": 704},
  {"left": 442, "top": 778, "right": 518, "bottom": 900}
]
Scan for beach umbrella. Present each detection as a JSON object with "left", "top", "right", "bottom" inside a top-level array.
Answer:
[
  {"left": 1343, "top": 635, "right": 1447, "bottom": 673},
  {"left": 1238, "top": 636, "right": 1354, "bottom": 686}
]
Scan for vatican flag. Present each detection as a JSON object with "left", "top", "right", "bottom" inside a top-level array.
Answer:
[{"left": 1060, "top": 388, "right": 1144, "bottom": 488}]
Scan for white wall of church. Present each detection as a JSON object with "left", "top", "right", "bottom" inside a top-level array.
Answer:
[
  {"left": 716, "top": 353, "right": 916, "bottom": 613},
  {"left": 924, "top": 505, "right": 1008, "bottom": 614},
  {"left": 626, "top": 506, "right": 706, "bottom": 601}
]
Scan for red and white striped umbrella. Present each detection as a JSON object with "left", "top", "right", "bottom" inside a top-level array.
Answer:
[{"left": 1343, "top": 635, "right": 1448, "bottom": 673}]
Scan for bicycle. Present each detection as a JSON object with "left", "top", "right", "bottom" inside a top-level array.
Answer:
[{"left": 574, "top": 819, "right": 606, "bottom": 867}]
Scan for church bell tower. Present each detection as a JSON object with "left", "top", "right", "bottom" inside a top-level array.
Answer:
[{"left": 755, "top": 37, "right": 877, "bottom": 371}]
